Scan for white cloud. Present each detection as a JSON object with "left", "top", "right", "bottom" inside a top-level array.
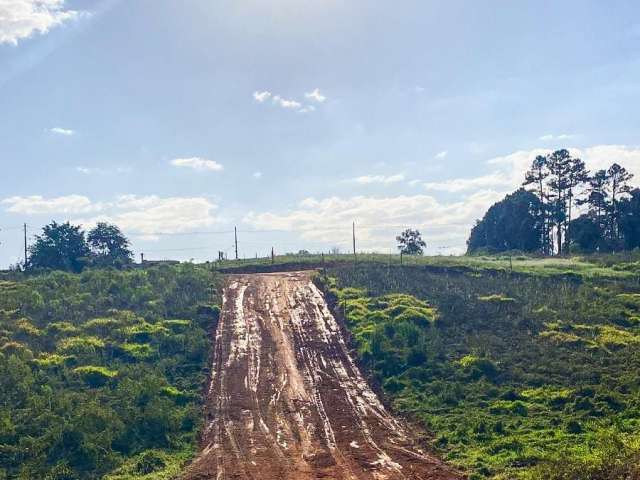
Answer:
[
  {"left": 253, "top": 90, "right": 317, "bottom": 113},
  {"left": 253, "top": 171, "right": 262, "bottom": 179},
  {"left": 243, "top": 191, "right": 502, "bottom": 253},
  {"left": 434, "top": 150, "right": 448, "bottom": 159},
  {"left": 84, "top": 195, "right": 219, "bottom": 239},
  {"left": 1, "top": 194, "right": 101, "bottom": 214},
  {"left": 76, "top": 166, "right": 132, "bottom": 175},
  {"left": 2, "top": 193, "right": 221, "bottom": 239},
  {"left": 170, "top": 157, "right": 223, "bottom": 172},
  {"left": 351, "top": 174, "right": 405, "bottom": 185},
  {"left": 579, "top": 145, "right": 640, "bottom": 177},
  {"left": 49, "top": 126, "right": 74, "bottom": 136},
  {"left": 0, "top": 0, "right": 80, "bottom": 45},
  {"left": 272, "top": 95, "right": 301, "bottom": 110},
  {"left": 253, "top": 91, "right": 271, "bottom": 103},
  {"left": 304, "top": 88, "right": 326, "bottom": 103},
  {"left": 539, "top": 133, "right": 574, "bottom": 141},
  {"left": 423, "top": 171, "right": 513, "bottom": 193}
]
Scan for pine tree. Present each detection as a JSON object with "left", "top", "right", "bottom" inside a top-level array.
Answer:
[{"left": 523, "top": 155, "right": 550, "bottom": 255}]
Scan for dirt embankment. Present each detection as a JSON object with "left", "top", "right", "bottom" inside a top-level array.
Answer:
[{"left": 182, "top": 271, "right": 463, "bottom": 480}]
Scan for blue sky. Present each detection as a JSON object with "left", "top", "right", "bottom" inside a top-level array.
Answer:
[{"left": 1, "top": 0, "right": 640, "bottom": 266}]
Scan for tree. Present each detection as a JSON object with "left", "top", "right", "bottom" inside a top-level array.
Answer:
[
  {"left": 396, "top": 229, "right": 426, "bottom": 255},
  {"left": 569, "top": 215, "right": 606, "bottom": 252},
  {"left": 545, "top": 149, "right": 573, "bottom": 255},
  {"left": 523, "top": 155, "right": 550, "bottom": 255},
  {"left": 564, "top": 156, "right": 589, "bottom": 251},
  {"left": 29, "top": 222, "right": 90, "bottom": 272},
  {"left": 581, "top": 169, "right": 610, "bottom": 230},
  {"left": 607, "top": 163, "right": 634, "bottom": 243},
  {"left": 467, "top": 189, "right": 543, "bottom": 254},
  {"left": 619, "top": 188, "right": 640, "bottom": 250},
  {"left": 87, "top": 223, "right": 133, "bottom": 267}
]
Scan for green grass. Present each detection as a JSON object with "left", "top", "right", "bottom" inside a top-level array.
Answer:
[
  {"left": 318, "top": 259, "right": 640, "bottom": 479},
  {"left": 214, "top": 251, "right": 640, "bottom": 279},
  {"left": 0, "top": 264, "right": 220, "bottom": 479}
]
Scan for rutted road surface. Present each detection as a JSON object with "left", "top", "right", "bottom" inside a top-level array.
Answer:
[{"left": 182, "top": 272, "right": 462, "bottom": 480}]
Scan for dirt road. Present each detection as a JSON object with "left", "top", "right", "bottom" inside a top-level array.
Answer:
[{"left": 182, "top": 271, "right": 462, "bottom": 480}]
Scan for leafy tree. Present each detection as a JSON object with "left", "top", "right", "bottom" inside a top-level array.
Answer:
[
  {"left": 569, "top": 215, "right": 606, "bottom": 252},
  {"left": 29, "top": 222, "right": 90, "bottom": 273},
  {"left": 467, "top": 189, "right": 542, "bottom": 253},
  {"left": 396, "top": 229, "right": 426, "bottom": 255},
  {"left": 619, "top": 188, "right": 640, "bottom": 250},
  {"left": 87, "top": 223, "right": 133, "bottom": 267}
]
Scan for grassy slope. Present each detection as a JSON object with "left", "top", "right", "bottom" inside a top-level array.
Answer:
[
  {"left": 319, "top": 259, "right": 640, "bottom": 479},
  {"left": 0, "top": 264, "right": 220, "bottom": 480}
]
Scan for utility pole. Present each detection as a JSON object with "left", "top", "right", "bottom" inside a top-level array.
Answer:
[
  {"left": 352, "top": 222, "right": 357, "bottom": 262},
  {"left": 23, "top": 223, "right": 28, "bottom": 269},
  {"left": 234, "top": 227, "right": 238, "bottom": 260},
  {"left": 271, "top": 247, "right": 275, "bottom": 265}
]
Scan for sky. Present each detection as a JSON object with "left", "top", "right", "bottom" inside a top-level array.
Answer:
[{"left": 1, "top": 0, "right": 640, "bottom": 266}]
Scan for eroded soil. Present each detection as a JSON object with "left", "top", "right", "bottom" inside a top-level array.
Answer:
[{"left": 182, "top": 271, "right": 462, "bottom": 480}]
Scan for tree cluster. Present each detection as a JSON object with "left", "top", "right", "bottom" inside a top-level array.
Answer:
[
  {"left": 468, "top": 149, "right": 638, "bottom": 254},
  {"left": 28, "top": 221, "right": 133, "bottom": 272}
]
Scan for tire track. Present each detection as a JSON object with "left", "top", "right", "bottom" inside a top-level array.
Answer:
[{"left": 182, "top": 271, "right": 463, "bottom": 480}]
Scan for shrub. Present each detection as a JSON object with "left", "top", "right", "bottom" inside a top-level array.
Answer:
[
  {"left": 134, "top": 450, "right": 166, "bottom": 474},
  {"left": 73, "top": 366, "right": 118, "bottom": 387},
  {"left": 58, "top": 336, "right": 105, "bottom": 355},
  {"left": 478, "top": 294, "right": 516, "bottom": 303}
]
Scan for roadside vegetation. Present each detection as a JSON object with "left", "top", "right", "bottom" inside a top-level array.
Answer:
[
  {"left": 0, "top": 264, "right": 220, "bottom": 479},
  {"left": 320, "top": 261, "right": 640, "bottom": 479}
]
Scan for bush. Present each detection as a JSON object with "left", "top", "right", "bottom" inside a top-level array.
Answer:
[{"left": 73, "top": 366, "right": 118, "bottom": 387}]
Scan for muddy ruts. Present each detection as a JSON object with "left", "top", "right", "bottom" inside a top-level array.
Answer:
[{"left": 182, "top": 271, "right": 462, "bottom": 480}]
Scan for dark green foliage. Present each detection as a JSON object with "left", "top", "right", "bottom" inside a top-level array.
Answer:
[
  {"left": 29, "top": 222, "right": 91, "bottom": 273},
  {"left": 0, "top": 264, "right": 219, "bottom": 479},
  {"left": 87, "top": 223, "right": 133, "bottom": 268},
  {"left": 28, "top": 221, "right": 135, "bottom": 272},
  {"left": 569, "top": 214, "right": 607, "bottom": 252},
  {"left": 134, "top": 451, "right": 165, "bottom": 474},
  {"left": 467, "top": 189, "right": 543, "bottom": 254},
  {"left": 323, "top": 262, "right": 640, "bottom": 478}
]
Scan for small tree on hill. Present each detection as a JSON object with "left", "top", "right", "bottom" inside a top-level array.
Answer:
[{"left": 396, "top": 229, "right": 426, "bottom": 255}]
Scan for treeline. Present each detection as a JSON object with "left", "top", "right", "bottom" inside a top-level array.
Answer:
[
  {"left": 24, "top": 221, "right": 133, "bottom": 272},
  {"left": 468, "top": 149, "right": 639, "bottom": 254}
]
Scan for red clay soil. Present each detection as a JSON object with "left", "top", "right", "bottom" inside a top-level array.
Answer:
[{"left": 181, "top": 271, "right": 463, "bottom": 480}]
